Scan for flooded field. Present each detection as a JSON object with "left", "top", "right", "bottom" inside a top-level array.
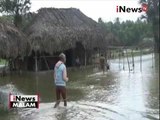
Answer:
[{"left": 0, "top": 53, "right": 159, "bottom": 120}]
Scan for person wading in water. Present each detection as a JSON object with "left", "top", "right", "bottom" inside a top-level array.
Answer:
[{"left": 54, "top": 53, "right": 69, "bottom": 108}]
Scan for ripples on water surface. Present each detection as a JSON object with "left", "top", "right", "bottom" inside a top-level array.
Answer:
[{"left": 0, "top": 54, "right": 159, "bottom": 120}]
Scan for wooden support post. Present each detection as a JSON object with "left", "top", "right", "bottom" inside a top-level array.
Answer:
[
  {"left": 84, "top": 50, "right": 87, "bottom": 67},
  {"left": 140, "top": 49, "right": 142, "bottom": 72},
  {"left": 72, "top": 48, "right": 75, "bottom": 66},
  {"left": 126, "top": 49, "right": 130, "bottom": 72},
  {"left": 35, "top": 55, "right": 38, "bottom": 72},
  {"left": 43, "top": 56, "right": 50, "bottom": 70},
  {"left": 151, "top": 51, "right": 154, "bottom": 68},
  {"left": 123, "top": 50, "right": 125, "bottom": 70},
  {"left": 118, "top": 50, "right": 121, "bottom": 70},
  {"left": 131, "top": 49, "right": 134, "bottom": 71}
]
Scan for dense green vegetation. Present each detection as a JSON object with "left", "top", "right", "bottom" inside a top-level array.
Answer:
[
  {"left": 0, "top": 0, "right": 31, "bottom": 28},
  {"left": 99, "top": 0, "right": 159, "bottom": 52},
  {"left": 139, "top": 0, "right": 159, "bottom": 52},
  {"left": 99, "top": 17, "right": 153, "bottom": 47}
]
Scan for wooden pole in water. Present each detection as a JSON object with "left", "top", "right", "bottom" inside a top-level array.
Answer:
[
  {"left": 126, "top": 49, "right": 130, "bottom": 72},
  {"left": 35, "top": 51, "right": 38, "bottom": 72},
  {"left": 140, "top": 49, "right": 142, "bottom": 72},
  {"left": 151, "top": 50, "right": 154, "bottom": 68},
  {"left": 131, "top": 49, "right": 135, "bottom": 71},
  {"left": 118, "top": 50, "right": 121, "bottom": 70},
  {"left": 84, "top": 49, "right": 87, "bottom": 67},
  {"left": 123, "top": 48, "right": 125, "bottom": 70},
  {"left": 43, "top": 56, "right": 50, "bottom": 70}
]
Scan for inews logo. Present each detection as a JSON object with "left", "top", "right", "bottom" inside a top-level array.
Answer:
[
  {"left": 9, "top": 94, "right": 40, "bottom": 108},
  {"left": 116, "top": 3, "right": 148, "bottom": 13}
]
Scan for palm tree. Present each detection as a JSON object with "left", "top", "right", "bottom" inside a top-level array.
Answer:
[{"left": 0, "top": 0, "right": 31, "bottom": 28}]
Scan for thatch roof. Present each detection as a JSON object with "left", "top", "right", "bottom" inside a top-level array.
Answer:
[
  {"left": 25, "top": 8, "right": 107, "bottom": 54},
  {"left": 0, "top": 20, "right": 27, "bottom": 58}
]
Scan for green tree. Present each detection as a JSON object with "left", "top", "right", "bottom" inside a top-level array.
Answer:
[
  {"left": 104, "top": 18, "right": 153, "bottom": 47},
  {"left": 0, "top": 0, "right": 31, "bottom": 28},
  {"left": 140, "top": 0, "right": 159, "bottom": 52}
]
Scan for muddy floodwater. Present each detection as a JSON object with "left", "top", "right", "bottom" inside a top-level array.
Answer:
[{"left": 0, "top": 53, "right": 159, "bottom": 120}]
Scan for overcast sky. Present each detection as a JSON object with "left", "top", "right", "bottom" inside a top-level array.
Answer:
[{"left": 30, "top": 0, "right": 144, "bottom": 22}]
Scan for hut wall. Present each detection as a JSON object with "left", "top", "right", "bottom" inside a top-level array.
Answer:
[{"left": 14, "top": 42, "right": 95, "bottom": 71}]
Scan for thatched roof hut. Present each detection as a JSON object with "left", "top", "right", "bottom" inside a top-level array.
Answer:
[
  {"left": 0, "top": 20, "right": 27, "bottom": 59},
  {"left": 25, "top": 8, "right": 106, "bottom": 54}
]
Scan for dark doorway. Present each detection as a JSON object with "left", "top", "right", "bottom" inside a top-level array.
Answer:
[
  {"left": 75, "top": 42, "right": 85, "bottom": 65},
  {"left": 65, "top": 49, "right": 74, "bottom": 67}
]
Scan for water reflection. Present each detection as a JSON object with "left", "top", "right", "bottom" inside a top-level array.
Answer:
[{"left": 0, "top": 53, "right": 159, "bottom": 120}]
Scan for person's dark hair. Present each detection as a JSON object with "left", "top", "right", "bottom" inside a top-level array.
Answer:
[{"left": 59, "top": 53, "right": 66, "bottom": 62}]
